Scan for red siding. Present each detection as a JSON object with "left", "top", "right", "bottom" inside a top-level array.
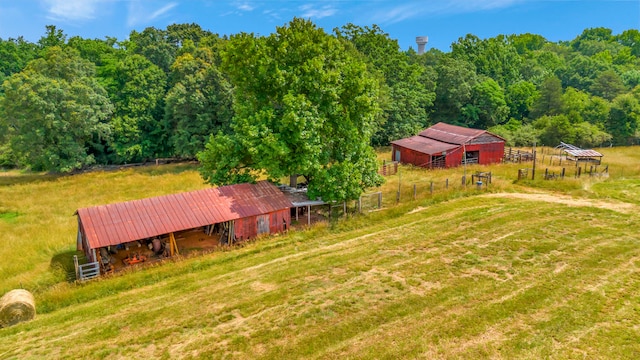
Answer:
[
  {"left": 392, "top": 123, "right": 505, "bottom": 169},
  {"left": 76, "top": 181, "right": 292, "bottom": 253},
  {"left": 465, "top": 142, "right": 505, "bottom": 165}
]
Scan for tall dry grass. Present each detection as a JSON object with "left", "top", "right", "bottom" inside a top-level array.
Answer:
[{"left": 0, "top": 164, "right": 208, "bottom": 294}]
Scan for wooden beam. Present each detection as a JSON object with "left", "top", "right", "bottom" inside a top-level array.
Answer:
[{"left": 169, "top": 232, "right": 179, "bottom": 256}]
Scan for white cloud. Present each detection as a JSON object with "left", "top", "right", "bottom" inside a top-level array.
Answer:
[
  {"left": 150, "top": 2, "right": 178, "bottom": 20},
  {"left": 127, "top": 1, "right": 178, "bottom": 27},
  {"left": 43, "top": 0, "right": 102, "bottom": 21},
  {"left": 369, "top": 0, "right": 525, "bottom": 24},
  {"left": 235, "top": 2, "right": 255, "bottom": 12},
  {"left": 299, "top": 3, "right": 337, "bottom": 19}
]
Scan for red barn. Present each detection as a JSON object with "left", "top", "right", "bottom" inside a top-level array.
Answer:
[
  {"left": 75, "top": 181, "right": 292, "bottom": 267},
  {"left": 390, "top": 122, "right": 505, "bottom": 168}
]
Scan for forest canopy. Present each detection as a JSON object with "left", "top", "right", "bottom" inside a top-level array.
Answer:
[{"left": 1, "top": 22, "right": 639, "bottom": 198}]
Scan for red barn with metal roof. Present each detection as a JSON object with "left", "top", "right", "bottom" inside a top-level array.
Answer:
[
  {"left": 75, "top": 181, "right": 292, "bottom": 263},
  {"left": 391, "top": 122, "right": 505, "bottom": 168}
]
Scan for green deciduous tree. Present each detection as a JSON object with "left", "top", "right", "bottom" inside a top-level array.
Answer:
[
  {"left": 533, "top": 115, "right": 573, "bottom": 146},
  {"left": 99, "top": 53, "right": 166, "bottom": 162},
  {"left": 561, "top": 87, "right": 610, "bottom": 126},
  {"left": 0, "top": 37, "right": 38, "bottom": 87},
  {"left": 530, "top": 76, "right": 564, "bottom": 118},
  {"left": 559, "top": 54, "right": 610, "bottom": 91},
  {"left": 506, "top": 80, "right": 538, "bottom": 120},
  {"left": 607, "top": 94, "right": 640, "bottom": 145},
  {"left": 589, "top": 69, "right": 627, "bottom": 100},
  {"left": 337, "top": 24, "right": 435, "bottom": 145},
  {"left": 462, "top": 77, "right": 509, "bottom": 128},
  {"left": 451, "top": 34, "right": 522, "bottom": 87},
  {"left": 616, "top": 29, "right": 640, "bottom": 56},
  {"left": 489, "top": 119, "right": 539, "bottom": 146},
  {"left": 0, "top": 47, "right": 113, "bottom": 172},
  {"left": 572, "top": 121, "right": 612, "bottom": 147},
  {"left": 198, "top": 18, "right": 383, "bottom": 202},
  {"left": 432, "top": 56, "right": 478, "bottom": 124},
  {"left": 508, "top": 33, "right": 547, "bottom": 55},
  {"left": 164, "top": 44, "right": 233, "bottom": 158}
]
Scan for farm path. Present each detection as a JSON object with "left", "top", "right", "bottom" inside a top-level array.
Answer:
[{"left": 484, "top": 192, "right": 637, "bottom": 214}]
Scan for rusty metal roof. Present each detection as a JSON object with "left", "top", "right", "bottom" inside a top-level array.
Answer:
[
  {"left": 564, "top": 149, "right": 603, "bottom": 158},
  {"left": 77, "top": 181, "right": 292, "bottom": 250},
  {"left": 419, "top": 122, "right": 490, "bottom": 145},
  {"left": 391, "top": 135, "right": 460, "bottom": 155}
]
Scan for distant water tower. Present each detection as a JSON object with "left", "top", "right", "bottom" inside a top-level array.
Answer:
[{"left": 416, "top": 36, "right": 429, "bottom": 55}]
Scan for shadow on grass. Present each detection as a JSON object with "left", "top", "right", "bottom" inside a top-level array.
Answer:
[
  {"left": 51, "top": 250, "right": 86, "bottom": 282},
  {"left": 134, "top": 162, "right": 199, "bottom": 176},
  {"left": 0, "top": 171, "right": 62, "bottom": 186},
  {"left": 0, "top": 163, "right": 199, "bottom": 187}
]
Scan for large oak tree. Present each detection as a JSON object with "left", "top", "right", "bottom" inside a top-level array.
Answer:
[
  {"left": 198, "top": 18, "right": 383, "bottom": 202},
  {"left": 0, "top": 47, "right": 112, "bottom": 172}
]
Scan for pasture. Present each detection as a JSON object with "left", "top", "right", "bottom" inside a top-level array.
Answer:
[{"left": 1, "top": 147, "right": 639, "bottom": 359}]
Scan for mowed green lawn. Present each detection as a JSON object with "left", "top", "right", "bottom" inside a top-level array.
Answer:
[{"left": 1, "top": 148, "right": 640, "bottom": 359}]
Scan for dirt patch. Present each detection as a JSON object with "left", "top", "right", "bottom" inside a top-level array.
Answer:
[
  {"left": 250, "top": 281, "right": 277, "bottom": 292},
  {"left": 484, "top": 192, "right": 636, "bottom": 214}
]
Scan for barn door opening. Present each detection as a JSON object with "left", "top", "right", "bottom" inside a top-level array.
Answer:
[
  {"left": 395, "top": 149, "right": 401, "bottom": 162},
  {"left": 465, "top": 151, "right": 479, "bottom": 164}
]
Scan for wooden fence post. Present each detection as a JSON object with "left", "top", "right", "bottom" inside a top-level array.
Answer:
[
  {"left": 73, "top": 255, "right": 79, "bottom": 281},
  {"left": 413, "top": 184, "right": 417, "bottom": 200},
  {"left": 430, "top": 181, "right": 434, "bottom": 195},
  {"left": 446, "top": 178, "right": 449, "bottom": 189}
]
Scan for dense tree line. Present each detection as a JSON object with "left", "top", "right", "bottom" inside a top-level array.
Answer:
[{"left": 1, "top": 21, "right": 639, "bottom": 199}]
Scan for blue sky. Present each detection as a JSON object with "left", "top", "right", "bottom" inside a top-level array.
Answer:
[{"left": 0, "top": 0, "right": 638, "bottom": 51}]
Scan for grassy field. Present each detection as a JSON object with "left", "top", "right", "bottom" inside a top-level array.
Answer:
[{"left": 1, "top": 147, "right": 640, "bottom": 358}]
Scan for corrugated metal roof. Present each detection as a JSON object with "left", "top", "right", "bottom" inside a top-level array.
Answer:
[
  {"left": 419, "top": 122, "right": 488, "bottom": 145},
  {"left": 391, "top": 135, "right": 460, "bottom": 155},
  {"left": 77, "top": 181, "right": 292, "bottom": 250},
  {"left": 565, "top": 149, "right": 603, "bottom": 157}
]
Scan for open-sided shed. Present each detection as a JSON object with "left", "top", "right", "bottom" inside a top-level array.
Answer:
[
  {"left": 391, "top": 122, "right": 505, "bottom": 168},
  {"left": 75, "top": 181, "right": 292, "bottom": 267},
  {"left": 556, "top": 142, "right": 603, "bottom": 165}
]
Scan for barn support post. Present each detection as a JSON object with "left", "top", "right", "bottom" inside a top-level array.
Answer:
[
  {"left": 462, "top": 142, "right": 467, "bottom": 187},
  {"left": 169, "top": 232, "right": 179, "bottom": 256},
  {"left": 307, "top": 205, "right": 311, "bottom": 226},
  {"left": 295, "top": 207, "right": 299, "bottom": 222},
  {"left": 532, "top": 142, "right": 537, "bottom": 180}
]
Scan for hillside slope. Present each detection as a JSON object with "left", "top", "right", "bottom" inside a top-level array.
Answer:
[{"left": 1, "top": 190, "right": 639, "bottom": 359}]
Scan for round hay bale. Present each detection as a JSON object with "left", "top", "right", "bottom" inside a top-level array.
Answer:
[{"left": 0, "top": 289, "right": 36, "bottom": 328}]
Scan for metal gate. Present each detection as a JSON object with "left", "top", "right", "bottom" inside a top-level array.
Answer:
[{"left": 74, "top": 255, "right": 100, "bottom": 281}]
